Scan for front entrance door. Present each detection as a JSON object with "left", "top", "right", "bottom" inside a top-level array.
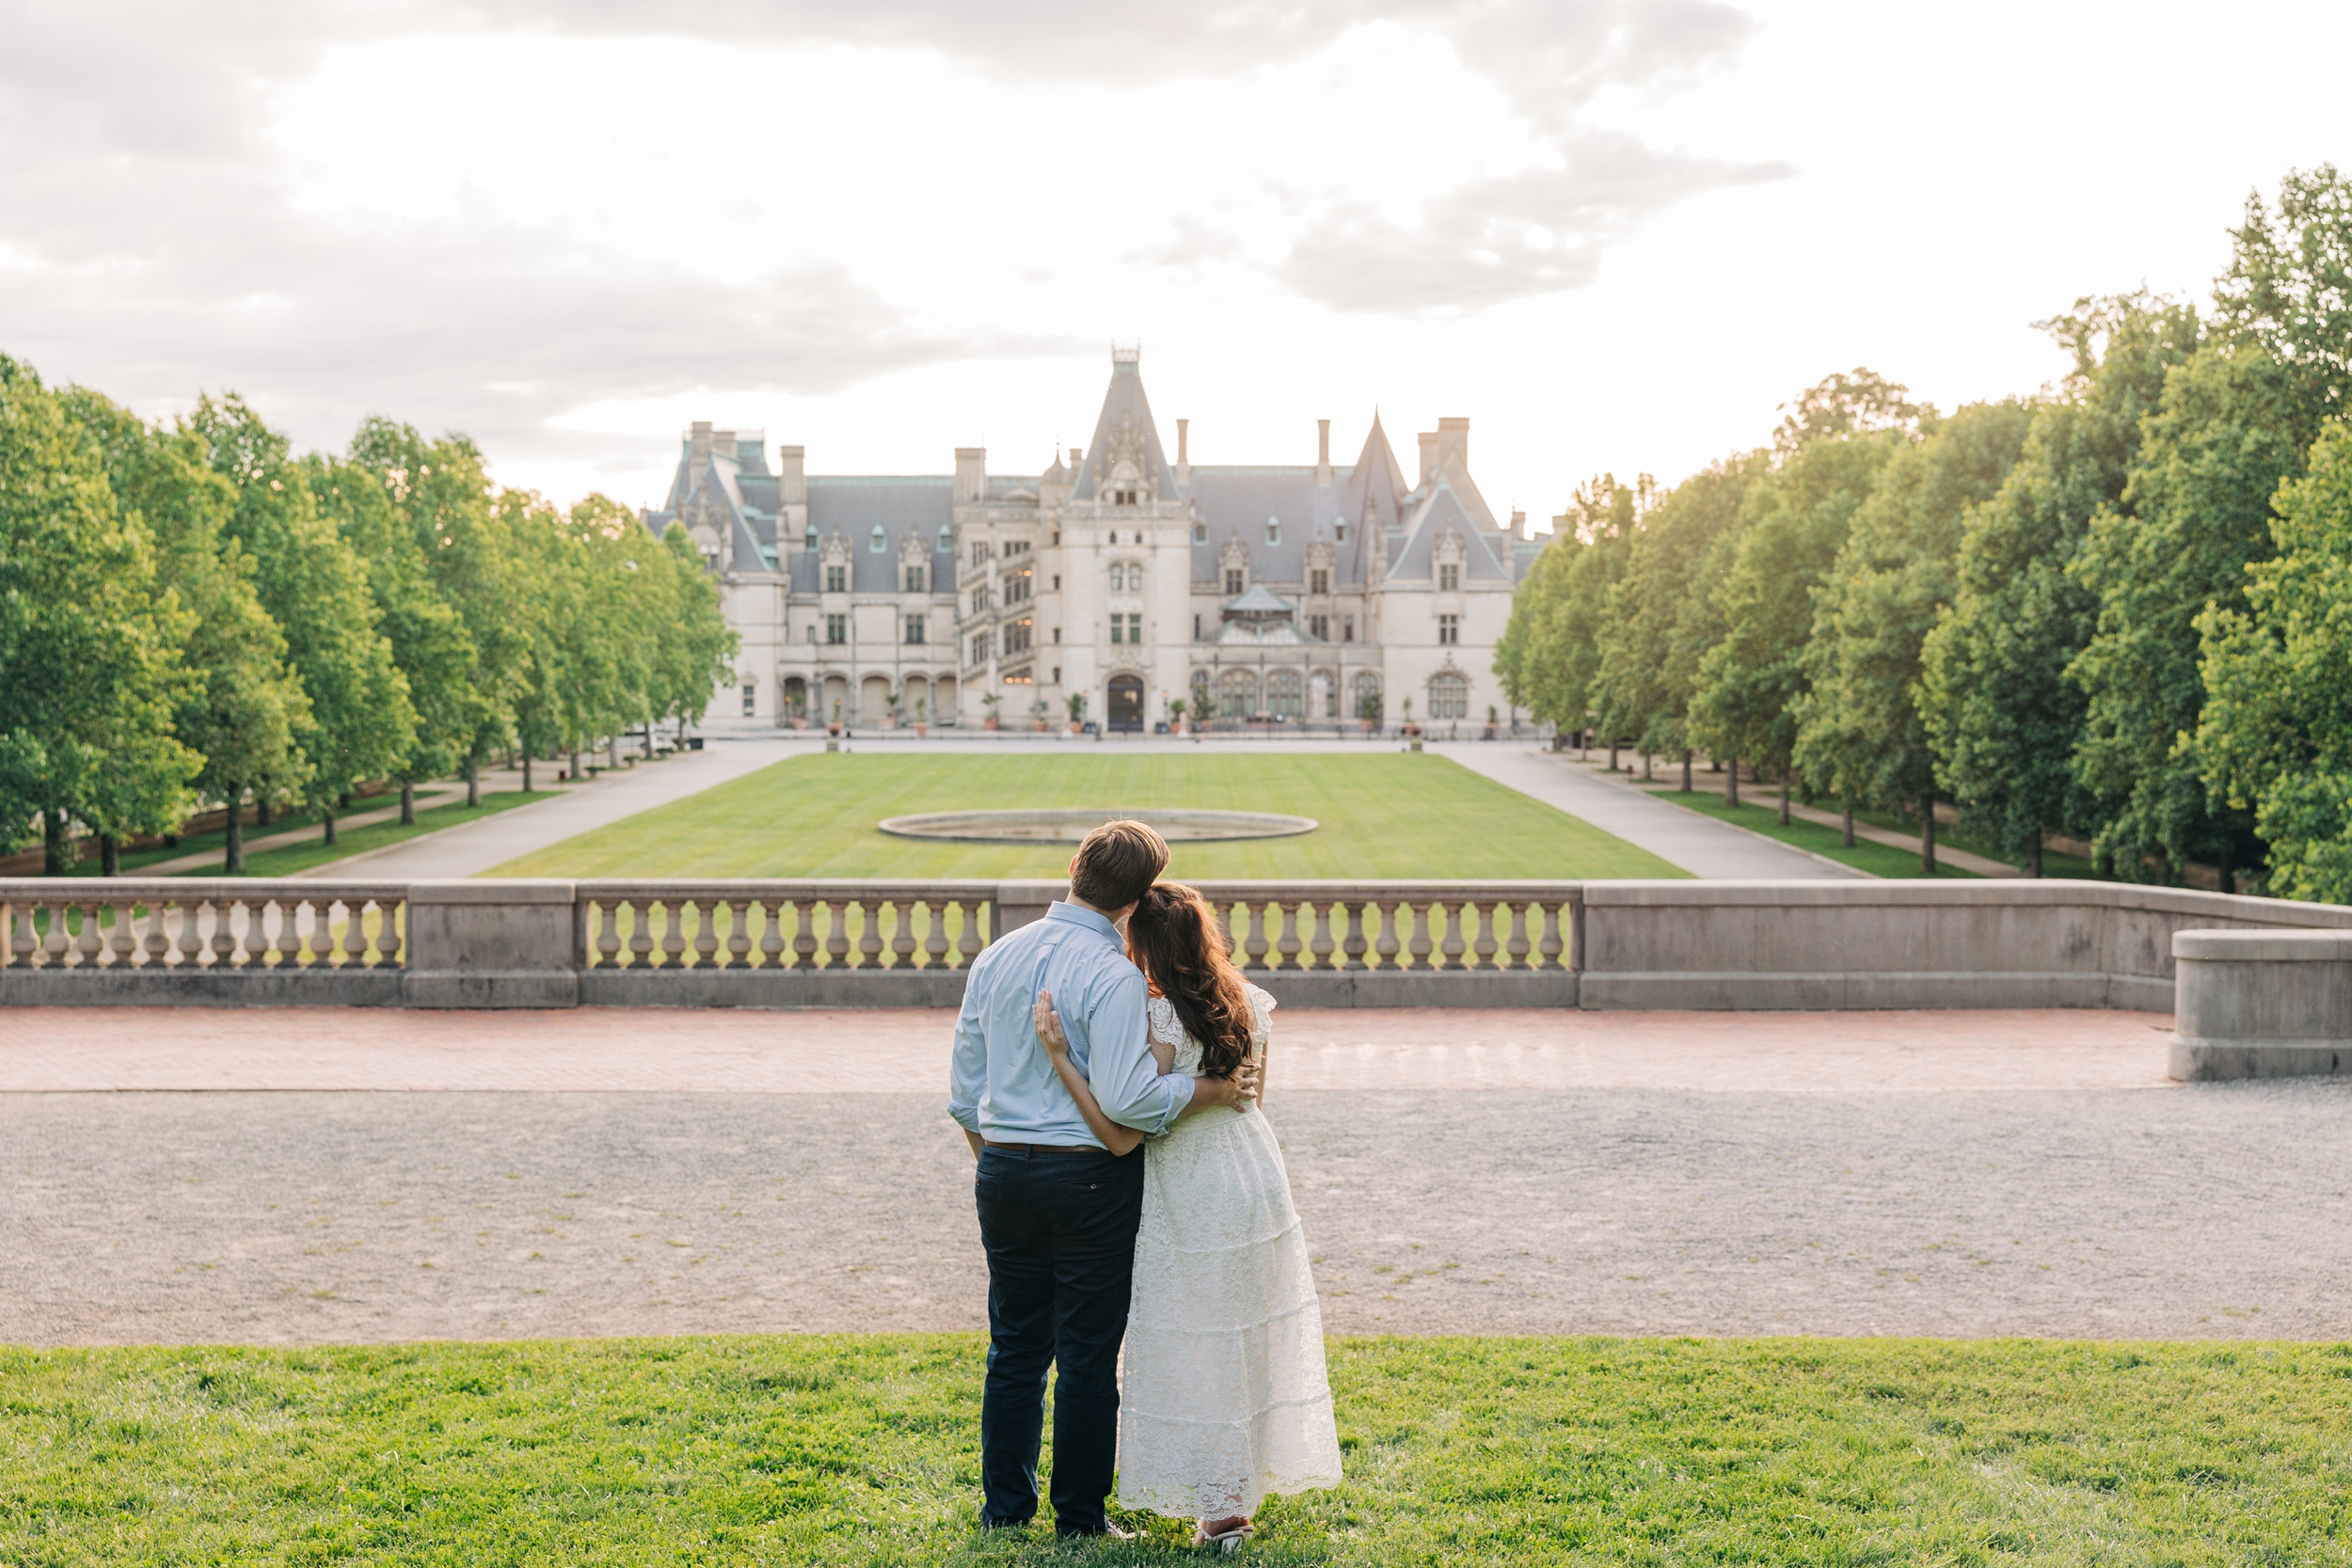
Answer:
[{"left": 1107, "top": 674, "right": 1145, "bottom": 732}]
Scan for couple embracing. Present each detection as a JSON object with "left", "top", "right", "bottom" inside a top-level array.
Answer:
[{"left": 947, "top": 819, "right": 1342, "bottom": 1549}]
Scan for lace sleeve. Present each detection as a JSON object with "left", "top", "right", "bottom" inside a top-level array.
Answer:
[
  {"left": 1145, "top": 994, "right": 1186, "bottom": 1052},
  {"left": 1243, "top": 982, "right": 1276, "bottom": 1053}
]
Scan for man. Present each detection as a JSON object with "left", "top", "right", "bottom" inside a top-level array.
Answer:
[{"left": 946, "top": 819, "right": 1257, "bottom": 1537}]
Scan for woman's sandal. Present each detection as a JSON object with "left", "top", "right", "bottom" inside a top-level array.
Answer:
[{"left": 1193, "top": 1519, "right": 1254, "bottom": 1554}]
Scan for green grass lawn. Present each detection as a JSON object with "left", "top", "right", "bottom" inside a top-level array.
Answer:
[
  {"left": 1644, "top": 789, "right": 1981, "bottom": 880},
  {"left": 490, "top": 755, "right": 1682, "bottom": 880},
  {"left": 5, "top": 1336, "right": 2346, "bottom": 1565}
]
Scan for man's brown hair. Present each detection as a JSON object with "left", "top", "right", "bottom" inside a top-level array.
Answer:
[{"left": 1070, "top": 818, "right": 1168, "bottom": 911}]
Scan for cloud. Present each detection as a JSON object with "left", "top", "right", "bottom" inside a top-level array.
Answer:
[
  {"left": 1279, "top": 135, "right": 1789, "bottom": 314},
  {"left": 0, "top": 0, "right": 1768, "bottom": 465}
]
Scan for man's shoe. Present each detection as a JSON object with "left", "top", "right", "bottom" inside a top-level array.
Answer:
[{"left": 1057, "top": 1521, "right": 1136, "bottom": 1540}]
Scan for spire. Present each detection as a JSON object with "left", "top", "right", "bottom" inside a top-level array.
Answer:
[{"left": 1070, "top": 346, "right": 1177, "bottom": 504}]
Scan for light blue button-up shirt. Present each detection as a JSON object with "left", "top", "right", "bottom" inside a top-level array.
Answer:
[{"left": 947, "top": 901, "right": 1196, "bottom": 1147}]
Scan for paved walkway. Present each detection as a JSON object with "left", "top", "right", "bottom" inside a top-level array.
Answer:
[
  {"left": 323, "top": 740, "right": 799, "bottom": 879},
  {"left": 19, "top": 1004, "right": 2352, "bottom": 1347},
  {"left": 1436, "top": 746, "right": 1863, "bottom": 879},
  {"left": 132, "top": 784, "right": 469, "bottom": 877}
]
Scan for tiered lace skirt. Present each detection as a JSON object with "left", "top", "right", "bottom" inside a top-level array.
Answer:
[{"left": 1117, "top": 1105, "right": 1343, "bottom": 1519}]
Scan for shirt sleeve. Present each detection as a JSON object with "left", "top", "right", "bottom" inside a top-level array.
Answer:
[
  {"left": 1089, "top": 966, "right": 1197, "bottom": 1135},
  {"left": 946, "top": 958, "right": 989, "bottom": 1133}
]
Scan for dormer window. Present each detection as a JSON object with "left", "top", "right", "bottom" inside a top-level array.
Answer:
[
  {"left": 870, "top": 525, "right": 887, "bottom": 552},
  {"left": 1114, "top": 488, "right": 1138, "bottom": 507},
  {"left": 1334, "top": 520, "right": 1347, "bottom": 544},
  {"left": 1439, "top": 562, "right": 1461, "bottom": 592},
  {"left": 1192, "top": 519, "right": 1206, "bottom": 543},
  {"left": 1264, "top": 516, "right": 1280, "bottom": 546},
  {"left": 804, "top": 523, "right": 818, "bottom": 550},
  {"left": 825, "top": 563, "right": 847, "bottom": 594},
  {"left": 937, "top": 524, "right": 953, "bottom": 550}
]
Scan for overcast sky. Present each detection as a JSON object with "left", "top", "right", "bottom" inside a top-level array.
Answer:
[{"left": 5, "top": 1, "right": 2346, "bottom": 528}]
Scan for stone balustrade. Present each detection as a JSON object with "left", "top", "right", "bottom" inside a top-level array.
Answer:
[
  {"left": 2170, "top": 928, "right": 2352, "bottom": 1080},
  {"left": 6, "top": 878, "right": 2351, "bottom": 1078}
]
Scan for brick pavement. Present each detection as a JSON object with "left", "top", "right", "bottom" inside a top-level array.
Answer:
[{"left": 0, "top": 1006, "right": 2178, "bottom": 1095}]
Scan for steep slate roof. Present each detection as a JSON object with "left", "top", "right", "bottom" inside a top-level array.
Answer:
[
  {"left": 1069, "top": 351, "right": 1180, "bottom": 501},
  {"left": 1385, "top": 479, "right": 1516, "bottom": 584},
  {"left": 793, "top": 477, "right": 958, "bottom": 594}
]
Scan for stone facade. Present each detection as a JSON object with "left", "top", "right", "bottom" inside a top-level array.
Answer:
[{"left": 644, "top": 349, "right": 1538, "bottom": 731}]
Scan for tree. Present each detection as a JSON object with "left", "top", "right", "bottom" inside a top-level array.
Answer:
[
  {"left": 348, "top": 420, "right": 523, "bottom": 807},
  {"left": 2069, "top": 167, "right": 2352, "bottom": 885},
  {"left": 1494, "top": 475, "right": 1643, "bottom": 737},
  {"left": 1794, "top": 399, "right": 2032, "bottom": 865},
  {"left": 310, "top": 454, "right": 477, "bottom": 836},
  {"left": 1691, "top": 392, "right": 1911, "bottom": 798},
  {"left": 193, "top": 395, "right": 414, "bottom": 870},
  {"left": 1590, "top": 456, "right": 1758, "bottom": 784},
  {"left": 1921, "top": 297, "right": 2200, "bottom": 872},
  {"left": 0, "top": 356, "right": 199, "bottom": 869},
  {"left": 64, "top": 390, "right": 313, "bottom": 869},
  {"left": 2196, "top": 421, "right": 2352, "bottom": 901}
]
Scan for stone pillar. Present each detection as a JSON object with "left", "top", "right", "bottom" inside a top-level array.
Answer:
[
  {"left": 994, "top": 879, "right": 1070, "bottom": 939},
  {"left": 2170, "top": 929, "right": 2352, "bottom": 1080},
  {"left": 403, "top": 880, "right": 580, "bottom": 1008}
]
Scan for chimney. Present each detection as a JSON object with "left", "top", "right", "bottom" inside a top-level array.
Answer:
[
  {"left": 1437, "top": 416, "right": 1470, "bottom": 476},
  {"left": 1417, "top": 432, "right": 1438, "bottom": 490},
  {"left": 1316, "top": 419, "right": 1331, "bottom": 487},
  {"left": 1175, "top": 419, "right": 1190, "bottom": 486},
  {"left": 1070, "top": 446, "right": 1084, "bottom": 473},
  {"left": 689, "top": 420, "right": 713, "bottom": 484},
  {"left": 956, "top": 447, "right": 987, "bottom": 504},
  {"left": 1509, "top": 508, "right": 1526, "bottom": 541},
  {"left": 777, "top": 445, "right": 806, "bottom": 506}
]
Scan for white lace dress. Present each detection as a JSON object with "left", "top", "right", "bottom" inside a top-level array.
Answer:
[{"left": 1117, "top": 985, "right": 1343, "bottom": 1520}]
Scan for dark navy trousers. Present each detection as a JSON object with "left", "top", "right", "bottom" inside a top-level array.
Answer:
[{"left": 973, "top": 1143, "right": 1146, "bottom": 1535}]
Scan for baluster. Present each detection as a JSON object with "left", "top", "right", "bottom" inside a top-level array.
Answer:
[
  {"left": 40, "top": 900, "right": 71, "bottom": 968},
  {"left": 374, "top": 899, "right": 405, "bottom": 968},
  {"left": 106, "top": 900, "right": 138, "bottom": 968},
  {"left": 923, "top": 901, "right": 950, "bottom": 970},
  {"left": 175, "top": 900, "right": 209, "bottom": 968},
  {"left": 957, "top": 900, "right": 988, "bottom": 968},
  {"left": 256, "top": 899, "right": 284, "bottom": 967},
  {"left": 624, "top": 897, "right": 654, "bottom": 968},
  {"left": 789, "top": 898, "right": 818, "bottom": 969},
  {"left": 724, "top": 899, "right": 754, "bottom": 969},
  {"left": 859, "top": 898, "right": 887, "bottom": 970},
  {"left": 1537, "top": 898, "right": 1565, "bottom": 970},
  {"left": 752, "top": 899, "right": 782, "bottom": 969},
  {"left": 1471, "top": 900, "right": 1500, "bottom": 970},
  {"left": 660, "top": 901, "right": 689, "bottom": 968},
  {"left": 1339, "top": 900, "right": 1368, "bottom": 969},
  {"left": 691, "top": 897, "right": 721, "bottom": 969},
  {"left": 4, "top": 898, "right": 29, "bottom": 968},
  {"left": 1406, "top": 899, "right": 1435, "bottom": 970},
  {"left": 1505, "top": 899, "right": 1531, "bottom": 970},
  {"left": 824, "top": 901, "right": 852, "bottom": 970},
  {"left": 290, "top": 899, "right": 317, "bottom": 968},
  {"left": 590, "top": 899, "right": 618, "bottom": 970},
  {"left": 1309, "top": 899, "right": 1336, "bottom": 970},
  {"left": 1274, "top": 899, "right": 1303, "bottom": 970},
  {"left": 332, "top": 897, "right": 363, "bottom": 967},
  {"left": 205, "top": 897, "right": 237, "bottom": 968},
  {"left": 891, "top": 899, "right": 920, "bottom": 970},
  {"left": 1435, "top": 899, "right": 1466, "bottom": 970},
  {"left": 72, "top": 901, "right": 103, "bottom": 968},
  {"left": 142, "top": 899, "right": 173, "bottom": 969},
  {"left": 1367, "top": 900, "right": 1396, "bottom": 969},
  {"left": 1240, "top": 902, "right": 1270, "bottom": 970}
]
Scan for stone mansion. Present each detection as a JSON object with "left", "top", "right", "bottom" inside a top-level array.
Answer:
[{"left": 645, "top": 349, "right": 1536, "bottom": 731}]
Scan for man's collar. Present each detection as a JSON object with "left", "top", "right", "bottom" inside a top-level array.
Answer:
[{"left": 1044, "top": 901, "right": 1118, "bottom": 939}]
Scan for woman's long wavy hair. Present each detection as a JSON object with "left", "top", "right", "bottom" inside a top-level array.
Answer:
[{"left": 1126, "top": 883, "right": 1253, "bottom": 1079}]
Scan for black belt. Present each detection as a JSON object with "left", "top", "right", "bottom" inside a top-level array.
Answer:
[{"left": 983, "top": 1140, "right": 1102, "bottom": 1154}]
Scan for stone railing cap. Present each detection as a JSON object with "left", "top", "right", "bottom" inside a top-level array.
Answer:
[
  {"left": 2174, "top": 928, "right": 2352, "bottom": 961},
  {"left": 405, "top": 879, "right": 576, "bottom": 906}
]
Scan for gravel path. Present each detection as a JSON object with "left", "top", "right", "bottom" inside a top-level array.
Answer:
[{"left": 7, "top": 1082, "right": 2347, "bottom": 1346}]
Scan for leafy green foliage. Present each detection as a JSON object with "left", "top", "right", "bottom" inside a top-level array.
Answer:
[
  {"left": 2197, "top": 422, "right": 2352, "bottom": 901},
  {"left": 1589, "top": 457, "right": 1757, "bottom": 758},
  {"left": 1494, "top": 476, "right": 1643, "bottom": 733},
  {"left": 0, "top": 356, "right": 199, "bottom": 856}
]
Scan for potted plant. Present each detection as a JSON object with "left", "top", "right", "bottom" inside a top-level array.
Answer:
[
  {"left": 1357, "top": 689, "right": 1382, "bottom": 736},
  {"left": 789, "top": 696, "right": 807, "bottom": 731},
  {"left": 1065, "top": 691, "right": 1087, "bottom": 736},
  {"left": 1485, "top": 704, "right": 1499, "bottom": 741},
  {"left": 914, "top": 696, "right": 930, "bottom": 737},
  {"left": 1168, "top": 696, "right": 1187, "bottom": 736},
  {"left": 982, "top": 692, "right": 1001, "bottom": 731},
  {"left": 828, "top": 699, "right": 843, "bottom": 738},
  {"left": 1399, "top": 696, "right": 1422, "bottom": 752},
  {"left": 1029, "top": 697, "right": 1051, "bottom": 734},
  {"left": 882, "top": 690, "right": 901, "bottom": 730}
]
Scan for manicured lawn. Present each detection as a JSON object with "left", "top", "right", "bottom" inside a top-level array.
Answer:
[
  {"left": 489, "top": 754, "right": 1682, "bottom": 880},
  {"left": 1645, "top": 789, "right": 1980, "bottom": 879},
  {"left": 4, "top": 1336, "right": 2347, "bottom": 1565}
]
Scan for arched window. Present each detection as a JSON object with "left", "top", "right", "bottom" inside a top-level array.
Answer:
[
  {"left": 1190, "top": 668, "right": 1212, "bottom": 713},
  {"left": 870, "top": 524, "right": 887, "bottom": 552},
  {"left": 1352, "top": 672, "right": 1382, "bottom": 722},
  {"left": 1265, "top": 669, "right": 1303, "bottom": 719},
  {"left": 1429, "top": 672, "right": 1470, "bottom": 720},
  {"left": 1218, "top": 669, "right": 1258, "bottom": 719},
  {"left": 1309, "top": 670, "right": 1335, "bottom": 719}
]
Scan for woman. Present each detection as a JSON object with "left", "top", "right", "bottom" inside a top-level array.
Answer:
[{"left": 1031, "top": 881, "right": 1342, "bottom": 1553}]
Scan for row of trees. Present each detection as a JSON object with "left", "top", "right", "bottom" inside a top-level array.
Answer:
[
  {"left": 1499, "top": 166, "right": 2352, "bottom": 903},
  {"left": 0, "top": 362, "right": 735, "bottom": 873}
]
